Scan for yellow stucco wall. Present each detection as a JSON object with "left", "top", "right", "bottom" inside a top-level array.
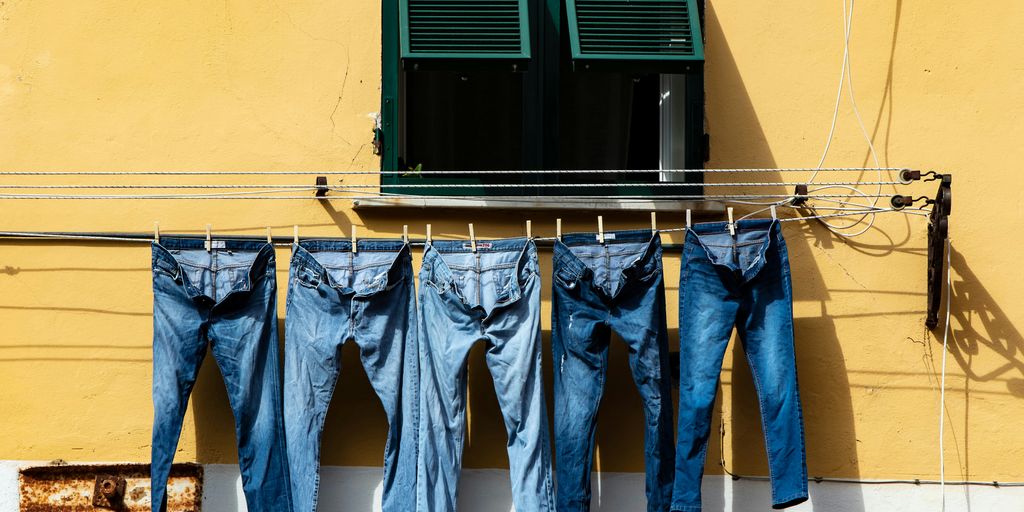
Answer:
[{"left": 2, "top": 0, "right": 1023, "bottom": 483}]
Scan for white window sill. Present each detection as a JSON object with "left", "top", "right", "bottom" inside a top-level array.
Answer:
[{"left": 351, "top": 196, "right": 725, "bottom": 212}]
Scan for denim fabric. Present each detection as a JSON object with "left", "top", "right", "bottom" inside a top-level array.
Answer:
[
  {"left": 671, "top": 219, "right": 807, "bottom": 512},
  {"left": 417, "top": 238, "right": 555, "bottom": 512},
  {"left": 150, "top": 238, "right": 291, "bottom": 512},
  {"left": 551, "top": 230, "right": 675, "bottom": 512},
  {"left": 283, "top": 240, "right": 419, "bottom": 512}
]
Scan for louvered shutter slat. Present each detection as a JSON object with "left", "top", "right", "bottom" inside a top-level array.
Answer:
[
  {"left": 567, "top": 0, "right": 704, "bottom": 71},
  {"left": 400, "top": 0, "right": 532, "bottom": 61}
]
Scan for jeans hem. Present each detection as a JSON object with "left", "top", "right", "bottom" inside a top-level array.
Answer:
[
  {"left": 670, "top": 505, "right": 702, "bottom": 512},
  {"left": 772, "top": 492, "right": 809, "bottom": 509}
]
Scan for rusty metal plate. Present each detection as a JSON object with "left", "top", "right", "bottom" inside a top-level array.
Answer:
[{"left": 19, "top": 462, "right": 202, "bottom": 511}]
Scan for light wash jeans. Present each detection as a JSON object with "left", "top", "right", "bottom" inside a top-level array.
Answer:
[
  {"left": 417, "top": 238, "right": 555, "bottom": 512},
  {"left": 672, "top": 219, "right": 808, "bottom": 512},
  {"left": 551, "top": 230, "right": 675, "bottom": 512},
  {"left": 151, "top": 238, "right": 291, "bottom": 512},
  {"left": 284, "top": 240, "right": 419, "bottom": 512}
]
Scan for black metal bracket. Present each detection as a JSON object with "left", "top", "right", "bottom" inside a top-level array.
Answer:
[
  {"left": 315, "top": 176, "right": 328, "bottom": 197},
  {"left": 926, "top": 174, "right": 952, "bottom": 329},
  {"left": 791, "top": 184, "right": 809, "bottom": 207}
]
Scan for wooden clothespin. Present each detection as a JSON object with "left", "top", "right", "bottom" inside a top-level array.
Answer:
[
  {"left": 154, "top": 221, "right": 160, "bottom": 243},
  {"left": 526, "top": 220, "right": 532, "bottom": 239},
  {"left": 205, "top": 224, "right": 212, "bottom": 252},
  {"left": 402, "top": 225, "right": 409, "bottom": 244},
  {"left": 468, "top": 223, "right": 477, "bottom": 252},
  {"left": 266, "top": 227, "right": 273, "bottom": 244},
  {"left": 426, "top": 224, "right": 432, "bottom": 244},
  {"left": 556, "top": 218, "right": 562, "bottom": 241},
  {"left": 293, "top": 225, "right": 299, "bottom": 245},
  {"left": 685, "top": 209, "right": 692, "bottom": 229},
  {"left": 597, "top": 216, "right": 605, "bottom": 244},
  {"left": 351, "top": 225, "right": 358, "bottom": 254},
  {"left": 650, "top": 212, "right": 657, "bottom": 234},
  {"left": 727, "top": 208, "right": 736, "bottom": 236},
  {"left": 770, "top": 205, "right": 778, "bottom": 220}
]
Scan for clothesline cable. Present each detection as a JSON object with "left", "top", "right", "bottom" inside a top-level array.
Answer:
[
  {"left": 939, "top": 236, "right": 953, "bottom": 510},
  {"left": 0, "top": 181, "right": 907, "bottom": 189},
  {"left": 0, "top": 167, "right": 912, "bottom": 176},
  {"left": 0, "top": 208, "right": 929, "bottom": 246},
  {"left": 0, "top": 193, "right": 904, "bottom": 201}
]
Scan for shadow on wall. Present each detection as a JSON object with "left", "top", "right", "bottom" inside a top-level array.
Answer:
[
  {"left": 946, "top": 247, "right": 1024, "bottom": 395},
  {"left": 700, "top": 2, "right": 862, "bottom": 510}
]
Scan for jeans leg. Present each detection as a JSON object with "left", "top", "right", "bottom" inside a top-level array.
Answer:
[
  {"left": 737, "top": 249, "right": 807, "bottom": 509},
  {"left": 485, "top": 273, "right": 555, "bottom": 512},
  {"left": 283, "top": 276, "right": 346, "bottom": 512},
  {"left": 150, "top": 273, "right": 207, "bottom": 512},
  {"left": 552, "top": 289, "right": 610, "bottom": 512},
  {"left": 417, "top": 286, "right": 478, "bottom": 512},
  {"left": 671, "top": 256, "right": 739, "bottom": 512},
  {"left": 357, "top": 274, "right": 419, "bottom": 512},
  {"left": 209, "top": 274, "right": 292, "bottom": 512},
  {"left": 615, "top": 277, "right": 675, "bottom": 512}
]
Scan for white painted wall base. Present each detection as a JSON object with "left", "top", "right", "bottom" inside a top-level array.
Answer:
[{"left": 2, "top": 460, "right": 1021, "bottom": 511}]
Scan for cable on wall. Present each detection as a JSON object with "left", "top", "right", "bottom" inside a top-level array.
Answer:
[
  {"left": 938, "top": 236, "right": 953, "bottom": 510},
  {"left": 807, "top": 0, "right": 887, "bottom": 239}
]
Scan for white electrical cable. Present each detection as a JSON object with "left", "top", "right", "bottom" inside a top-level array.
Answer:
[
  {"left": 808, "top": 0, "right": 887, "bottom": 239},
  {"left": 938, "top": 236, "right": 952, "bottom": 511}
]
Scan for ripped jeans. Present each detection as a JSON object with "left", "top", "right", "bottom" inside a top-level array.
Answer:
[{"left": 551, "top": 230, "right": 675, "bottom": 512}]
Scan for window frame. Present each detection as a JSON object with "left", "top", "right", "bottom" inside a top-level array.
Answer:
[{"left": 380, "top": 0, "right": 707, "bottom": 198}]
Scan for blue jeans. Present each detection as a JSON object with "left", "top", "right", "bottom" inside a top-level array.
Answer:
[
  {"left": 151, "top": 238, "right": 291, "bottom": 512},
  {"left": 672, "top": 219, "right": 807, "bottom": 512},
  {"left": 283, "top": 240, "right": 419, "bottom": 512},
  {"left": 417, "top": 238, "right": 555, "bottom": 512},
  {"left": 551, "top": 230, "right": 675, "bottom": 512}
]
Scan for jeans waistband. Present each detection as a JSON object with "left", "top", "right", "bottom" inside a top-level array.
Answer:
[
  {"left": 685, "top": 219, "right": 782, "bottom": 282},
  {"left": 427, "top": 237, "right": 531, "bottom": 254},
  {"left": 155, "top": 237, "right": 272, "bottom": 252},
  {"left": 422, "top": 238, "right": 536, "bottom": 284},
  {"left": 297, "top": 239, "right": 408, "bottom": 253},
  {"left": 553, "top": 230, "right": 661, "bottom": 283},
  {"left": 152, "top": 238, "right": 275, "bottom": 273},
  {"left": 689, "top": 218, "right": 776, "bottom": 235},
  {"left": 151, "top": 239, "right": 276, "bottom": 301},
  {"left": 559, "top": 228, "right": 656, "bottom": 246},
  {"left": 290, "top": 241, "right": 411, "bottom": 294}
]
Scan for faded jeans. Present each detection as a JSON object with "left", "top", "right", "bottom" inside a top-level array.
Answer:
[
  {"left": 150, "top": 238, "right": 291, "bottom": 512},
  {"left": 417, "top": 238, "right": 555, "bottom": 512},
  {"left": 283, "top": 240, "right": 419, "bottom": 512}
]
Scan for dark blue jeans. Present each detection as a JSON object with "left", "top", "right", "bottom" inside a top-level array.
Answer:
[
  {"left": 552, "top": 230, "right": 675, "bottom": 512},
  {"left": 150, "top": 238, "right": 291, "bottom": 512},
  {"left": 671, "top": 219, "right": 807, "bottom": 512}
]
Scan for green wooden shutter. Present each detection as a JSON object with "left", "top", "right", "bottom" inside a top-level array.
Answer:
[
  {"left": 566, "top": 0, "right": 704, "bottom": 72},
  {"left": 400, "top": 0, "right": 532, "bottom": 63}
]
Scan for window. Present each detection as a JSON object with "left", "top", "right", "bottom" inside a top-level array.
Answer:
[{"left": 379, "top": 0, "right": 706, "bottom": 198}]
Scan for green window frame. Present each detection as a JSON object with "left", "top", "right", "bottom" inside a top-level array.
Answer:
[{"left": 380, "top": 0, "right": 707, "bottom": 198}]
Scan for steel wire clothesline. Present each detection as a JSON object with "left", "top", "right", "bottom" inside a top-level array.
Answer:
[
  {"left": 0, "top": 207, "right": 930, "bottom": 245},
  {"left": 0, "top": 193, "right": 903, "bottom": 200},
  {"left": 0, "top": 167, "right": 911, "bottom": 176},
  {"left": 0, "top": 181, "right": 904, "bottom": 189}
]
